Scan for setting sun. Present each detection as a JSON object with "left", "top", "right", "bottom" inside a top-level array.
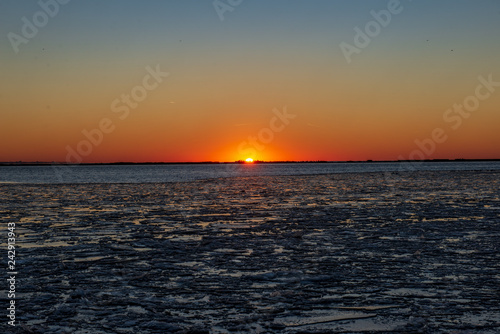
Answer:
[{"left": 245, "top": 158, "right": 254, "bottom": 163}]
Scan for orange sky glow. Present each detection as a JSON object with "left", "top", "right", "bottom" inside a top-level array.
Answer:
[{"left": 1, "top": 1, "right": 499, "bottom": 163}]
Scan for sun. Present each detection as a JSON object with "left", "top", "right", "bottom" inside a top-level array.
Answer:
[{"left": 245, "top": 158, "right": 254, "bottom": 163}]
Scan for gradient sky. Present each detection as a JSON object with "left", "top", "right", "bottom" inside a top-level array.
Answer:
[{"left": 1, "top": 0, "right": 499, "bottom": 162}]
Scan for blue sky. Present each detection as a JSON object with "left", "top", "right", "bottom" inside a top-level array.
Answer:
[{"left": 1, "top": 0, "right": 500, "bottom": 162}]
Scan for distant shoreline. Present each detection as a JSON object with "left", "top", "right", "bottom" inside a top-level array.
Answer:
[{"left": 1, "top": 159, "right": 500, "bottom": 166}]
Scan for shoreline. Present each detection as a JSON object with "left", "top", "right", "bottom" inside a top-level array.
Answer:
[{"left": 1, "top": 158, "right": 500, "bottom": 166}]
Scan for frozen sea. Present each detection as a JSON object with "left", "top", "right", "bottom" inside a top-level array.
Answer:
[{"left": 1, "top": 170, "right": 499, "bottom": 332}]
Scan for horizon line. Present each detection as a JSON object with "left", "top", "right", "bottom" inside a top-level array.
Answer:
[{"left": 1, "top": 158, "right": 500, "bottom": 166}]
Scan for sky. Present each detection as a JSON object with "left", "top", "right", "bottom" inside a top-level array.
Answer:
[{"left": 1, "top": 0, "right": 499, "bottom": 162}]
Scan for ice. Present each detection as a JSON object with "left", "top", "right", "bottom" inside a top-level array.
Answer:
[{"left": 0, "top": 170, "right": 499, "bottom": 332}]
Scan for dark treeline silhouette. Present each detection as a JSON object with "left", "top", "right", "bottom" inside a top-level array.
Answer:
[{"left": 1, "top": 158, "right": 500, "bottom": 166}]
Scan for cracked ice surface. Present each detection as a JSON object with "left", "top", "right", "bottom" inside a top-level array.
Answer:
[{"left": 1, "top": 171, "right": 499, "bottom": 333}]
